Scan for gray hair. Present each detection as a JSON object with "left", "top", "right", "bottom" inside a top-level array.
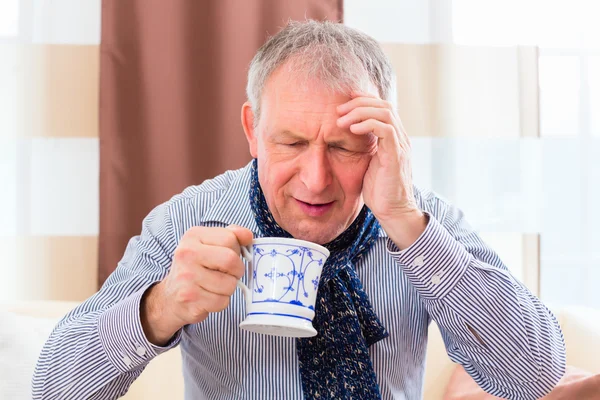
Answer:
[{"left": 246, "top": 19, "right": 396, "bottom": 126}]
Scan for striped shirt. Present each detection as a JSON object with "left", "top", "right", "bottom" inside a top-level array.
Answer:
[{"left": 33, "top": 162, "right": 566, "bottom": 399}]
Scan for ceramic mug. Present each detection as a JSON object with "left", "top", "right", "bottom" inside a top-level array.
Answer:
[{"left": 237, "top": 237, "right": 330, "bottom": 337}]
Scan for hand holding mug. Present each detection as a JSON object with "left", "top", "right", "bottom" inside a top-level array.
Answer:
[{"left": 141, "top": 225, "right": 252, "bottom": 345}]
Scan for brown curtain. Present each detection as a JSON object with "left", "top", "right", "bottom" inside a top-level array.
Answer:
[{"left": 98, "top": 0, "right": 343, "bottom": 286}]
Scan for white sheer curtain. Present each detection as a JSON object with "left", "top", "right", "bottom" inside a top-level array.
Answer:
[
  {"left": 2, "top": 0, "right": 597, "bottom": 308},
  {"left": 0, "top": 0, "right": 100, "bottom": 302},
  {"left": 452, "top": 0, "right": 600, "bottom": 308},
  {"left": 345, "top": 0, "right": 600, "bottom": 308}
]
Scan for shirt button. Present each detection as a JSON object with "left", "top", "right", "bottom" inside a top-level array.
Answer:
[
  {"left": 136, "top": 346, "right": 147, "bottom": 357},
  {"left": 122, "top": 355, "right": 132, "bottom": 367},
  {"left": 431, "top": 274, "right": 441, "bottom": 285},
  {"left": 412, "top": 255, "right": 425, "bottom": 268}
]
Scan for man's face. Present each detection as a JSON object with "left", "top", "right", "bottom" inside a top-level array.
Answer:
[{"left": 244, "top": 66, "right": 378, "bottom": 244}]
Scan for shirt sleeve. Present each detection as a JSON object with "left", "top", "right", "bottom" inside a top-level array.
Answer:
[
  {"left": 387, "top": 200, "right": 566, "bottom": 399},
  {"left": 32, "top": 201, "right": 182, "bottom": 400}
]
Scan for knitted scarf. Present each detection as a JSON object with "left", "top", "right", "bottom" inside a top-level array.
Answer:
[{"left": 248, "top": 159, "right": 389, "bottom": 399}]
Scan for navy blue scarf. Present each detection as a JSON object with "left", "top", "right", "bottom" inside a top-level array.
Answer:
[{"left": 249, "top": 159, "right": 389, "bottom": 399}]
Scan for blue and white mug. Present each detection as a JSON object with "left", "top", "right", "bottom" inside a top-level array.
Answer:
[{"left": 237, "top": 238, "right": 330, "bottom": 337}]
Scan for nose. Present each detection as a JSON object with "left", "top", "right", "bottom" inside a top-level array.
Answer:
[{"left": 299, "top": 146, "right": 333, "bottom": 194}]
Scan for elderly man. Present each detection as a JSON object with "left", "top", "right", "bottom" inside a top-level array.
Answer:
[{"left": 34, "top": 20, "right": 565, "bottom": 399}]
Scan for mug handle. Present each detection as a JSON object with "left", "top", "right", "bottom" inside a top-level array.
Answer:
[{"left": 237, "top": 245, "right": 253, "bottom": 305}]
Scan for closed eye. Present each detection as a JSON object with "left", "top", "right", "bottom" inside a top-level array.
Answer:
[
  {"left": 278, "top": 141, "right": 308, "bottom": 150},
  {"left": 330, "top": 144, "right": 351, "bottom": 152}
]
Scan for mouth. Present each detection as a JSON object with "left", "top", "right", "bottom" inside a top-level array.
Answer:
[{"left": 295, "top": 199, "right": 335, "bottom": 217}]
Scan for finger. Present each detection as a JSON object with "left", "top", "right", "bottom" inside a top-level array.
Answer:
[
  {"left": 226, "top": 224, "right": 254, "bottom": 247},
  {"left": 196, "top": 267, "right": 239, "bottom": 296},
  {"left": 350, "top": 90, "right": 379, "bottom": 99},
  {"left": 196, "top": 243, "right": 245, "bottom": 279},
  {"left": 337, "top": 106, "right": 394, "bottom": 129},
  {"left": 337, "top": 96, "right": 394, "bottom": 115},
  {"left": 187, "top": 226, "right": 243, "bottom": 254},
  {"left": 175, "top": 239, "right": 245, "bottom": 278},
  {"left": 192, "top": 289, "right": 231, "bottom": 313},
  {"left": 350, "top": 118, "right": 395, "bottom": 138},
  {"left": 351, "top": 118, "right": 411, "bottom": 154},
  {"left": 349, "top": 119, "right": 403, "bottom": 153}
]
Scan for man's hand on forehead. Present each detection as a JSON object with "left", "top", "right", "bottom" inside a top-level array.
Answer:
[{"left": 336, "top": 91, "right": 426, "bottom": 250}]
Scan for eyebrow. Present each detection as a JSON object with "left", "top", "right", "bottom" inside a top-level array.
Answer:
[
  {"left": 276, "top": 130, "right": 306, "bottom": 141},
  {"left": 275, "top": 130, "right": 352, "bottom": 148}
]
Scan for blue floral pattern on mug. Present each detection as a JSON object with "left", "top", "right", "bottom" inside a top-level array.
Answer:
[{"left": 251, "top": 244, "right": 326, "bottom": 310}]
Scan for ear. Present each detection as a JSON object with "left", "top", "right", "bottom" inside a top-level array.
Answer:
[{"left": 241, "top": 102, "right": 258, "bottom": 158}]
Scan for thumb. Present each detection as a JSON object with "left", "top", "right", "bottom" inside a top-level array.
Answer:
[{"left": 226, "top": 224, "right": 254, "bottom": 247}]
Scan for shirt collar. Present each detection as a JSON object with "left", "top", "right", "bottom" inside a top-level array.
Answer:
[
  {"left": 199, "top": 162, "right": 260, "bottom": 235},
  {"left": 199, "top": 161, "right": 387, "bottom": 238}
]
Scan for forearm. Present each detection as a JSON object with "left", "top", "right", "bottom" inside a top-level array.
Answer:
[
  {"left": 387, "top": 214, "right": 566, "bottom": 399},
  {"left": 429, "top": 263, "right": 565, "bottom": 399},
  {"left": 33, "top": 321, "right": 136, "bottom": 400},
  {"left": 33, "top": 288, "right": 181, "bottom": 400}
]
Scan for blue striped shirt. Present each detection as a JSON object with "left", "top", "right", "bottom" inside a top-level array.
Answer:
[{"left": 33, "top": 162, "right": 566, "bottom": 399}]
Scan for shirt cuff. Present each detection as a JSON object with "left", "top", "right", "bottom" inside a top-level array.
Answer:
[
  {"left": 97, "top": 285, "right": 182, "bottom": 373},
  {"left": 386, "top": 212, "right": 472, "bottom": 300}
]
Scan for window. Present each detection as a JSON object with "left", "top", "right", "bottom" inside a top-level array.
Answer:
[
  {"left": 0, "top": 0, "right": 19, "bottom": 37},
  {"left": 452, "top": 0, "right": 600, "bottom": 308}
]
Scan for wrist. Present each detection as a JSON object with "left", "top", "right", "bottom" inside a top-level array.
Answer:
[
  {"left": 141, "top": 282, "right": 181, "bottom": 346},
  {"left": 379, "top": 209, "right": 428, "bottom": 251}
]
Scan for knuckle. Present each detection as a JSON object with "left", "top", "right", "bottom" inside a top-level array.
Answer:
[
  {"left": 174, "top": 246, "right": 192, "bottom": 262},
  {"left": 215, "top": 295, "right": 231, "bottom": 312},
  {"left": 185, "top": 226, "right": 204, "bottom": 238},
  {"left": 175, "top": 287, "right": 197, "bottom": 304},
  {"left": 223, "top": 229, "right": 239, "bottom": 248},
  {"left": 175, "top": 269, "right": 196, "bottom": 283},
  {"left": 173, "top": 247, "right": 184, "bottom": 260},
  {"left": 222, "top": 248, "right": 240, "bottom": 268},
  {"left": 383, "top": 108, "right": 393, "bottom": 121},
  {"left": 201, "top": 293, "right": 229, "bottom": 313},
  {"left": 232, "top": 263, "right": 245, "bottom": 280},
  {"left": 188, "top": 304, "right": 207, "bottom": 320},
  {"left": 222, "top": 274, "right": 238, "bottom": 294}
]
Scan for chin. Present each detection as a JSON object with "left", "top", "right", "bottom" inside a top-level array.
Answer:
[
  {"left": 286, "top": 221, "right": 344, "bottom": 245},
  {"left": 294, "top": 233, "right": 334, "bottom": 245}
]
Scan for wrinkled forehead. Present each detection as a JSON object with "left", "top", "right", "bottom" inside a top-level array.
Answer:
[
  {"left": 260, "top": 64, "right": 378, "bottom": 127},
  {"left": 267, "top": 57, "right": 376, "bottom": 101}
]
